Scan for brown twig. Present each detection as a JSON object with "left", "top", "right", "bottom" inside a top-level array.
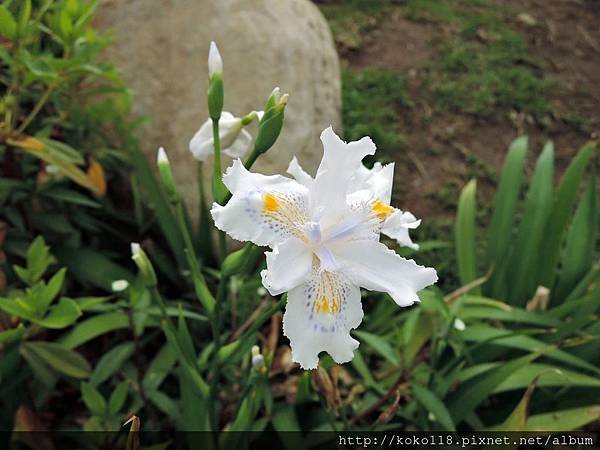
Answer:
[
  {"left": 229, "top": 298, "right": 269, "bottom": 342},
  {"left": 351, "top": 374, "right": 409, "bottom": 424}
]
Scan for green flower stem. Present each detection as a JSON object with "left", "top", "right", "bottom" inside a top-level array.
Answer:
[
  {"left": 172, "top": 199, "right": 216, "bottom": 314},
  {"left": 196, "top": 162, "right": 216, "bottom": 265},
  {"left": 148, "top": 287, "right": 210, "bottom": 397},
  {"left": 15, "top": 84, "right": 54, "bottom": 134},
  {"left": 211, "top": 117, "right": 228, "bottom": 260},
  {"left": 212, "top": 118, "right": 222, "bottom": 180}
]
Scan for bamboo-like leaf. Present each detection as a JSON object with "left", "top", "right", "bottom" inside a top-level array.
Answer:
[
  {"left": 81, "top": 382, "right": 106, "bottom": 417},
  {"left": 554, "top": 174, "right": 598, "bottom": 302},
  {"left": 507, "top": 142, "right": 554, "bottom": 304},
  {"left": 53, "top": 246, "right": 134, "bottom": 291},
  {"left": 60, "top": 312, "right": 130, "bottom": 349},
  {"left": 353, "top": 330, "right": 400, "bottom": 366},
  {"left": 537, "top": 142, "right": 596, "bottom": 293},
  {"left": 0, "top": 5, "right": 17, "bottom": 40},
  {"left": 485, "top": 136, "right": 528, "bottom": 296},
  {"left": 412, "top": 384, "right": 456, "bottom": 431},
  {"left": 455, "top": 179, "right": 478, "bottom": 287},
  {"left": 33, "top": 297, "right": 81, "bottom": 329},
  {"left": 90, "top": 342, "right": 134, "bottom": 386},
  {"left": 22, "top": 341, "right": 91, "bottom": 378}
]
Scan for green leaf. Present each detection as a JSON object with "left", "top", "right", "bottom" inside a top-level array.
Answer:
[
  {"left": 455, "top": 179, "right": 478, "bottom": 287},
  {"left": 526, "top": 406, "right": 600, "bottom": 432},
  {"left": 0, "top": 324, "right": 26, "bottom": 346},
  {"left": 494, "top": 363, "right": 600, "bottom": 393},
  {"left": 554, "top": 173, "right": 598, "bottom": 301},
  {"left": 0, "top": 5, "right": 17, "bottom": 40},
  {"left": 353, "top": 330, "right": 400, "bottom": 366},
  {"left": 142, "top": 343, "right": 177, "bottom": 393},
  {"left": 272, "top": 405, "right": 304, "bottom": 450},
  {"left": 461, "top": 324, "right": 600, "bottom": 375},
  {"left": 90, "top": 342, "right": 134, "bottom": 386},
  {"left": 537, "top": 142, "right": 596, "bottom": 291},
  {"left": 42, "top": 187, "right": 101, "bottom": 208},
  {"left": 20, "top": 343, "right": 59, "bottom": 387},
  {"left": 18, "top": 236, "right": 54, "bottom": 285},
  {"left": 53, "top": 246, "right": 134, "bottom": 291},
  {"left": 17, "top": 0, "right": 31, "bottom": 36},
  {"left": 33, "top": 297, "right": 81, "bottom": 329},
  {"left": 40, "top": 268, "right": 67, "bottom": 310},
  {"left": 448, "top": 353, "right": 539, "bottom": 424},
  {"left": 508, "top": 142, "right": 555, "bottom": 304},
  {"left": 23, "top": 341, "right": 91, "bottom": 378},
  {"left": 0, "top": 297, "right": 36, "bottom": 321},
  {"left": 494, "top": 381, "right": 537, "bottom": 431},
  {"left": 459, "top": 304, "right": 561, "bottom": 328},
  {"left": 485, "top": 136, "right": 528, "bottom": 277},
  {"left": 81, "top": 382, "right": 106, "bottom": 417},
  {"left": 60, "top": 312, "right": 130, "bottom": 349},
  {"left": 148, "top": 390, "right": 181, "bottom": 422},
  {"left": 411, "top": 384, "right": 456, "bottom": 431},
  {"left": 108, "top": 381, "right": 129, "bottom": 415}
]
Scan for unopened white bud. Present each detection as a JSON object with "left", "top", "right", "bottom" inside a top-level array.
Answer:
[{"left": 208, "top": 41, "right": 223, "bottom": 76}]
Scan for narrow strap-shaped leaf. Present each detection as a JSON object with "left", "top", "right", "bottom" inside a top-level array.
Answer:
[
  {"left": 537, "top": 142, "right": 596, "bottom": 292},
  {"left": 455, "top": 179, "right": 478, "bottom": 287},
  {"left": 507, "top": 142, "right": 554, "bottom": 304},
  {"left": 412, "top": 384, "right": 456, "bottom": 431},
  {"left": 485, "top": 136, "right": 528, "bottom": 276},
  {"left": 553, "top": 173, "right": 598, "bottom": 302}
]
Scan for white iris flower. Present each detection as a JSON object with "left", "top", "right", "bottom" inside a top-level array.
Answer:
[
  {"left": 212, "top": 127, "right": 437, "bottom": 369},
  {"left": 189, "top": 111, "right": 255, "bottom": 162}
]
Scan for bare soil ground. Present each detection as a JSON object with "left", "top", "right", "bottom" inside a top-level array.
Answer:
[{"left": 333, "top": 0, "right": 600, "bottom": 219}]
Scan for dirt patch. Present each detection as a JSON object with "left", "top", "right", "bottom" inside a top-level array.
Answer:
[
  {"left": 345, "top": 9, "right": 436, "bottom": 74},
  {"left": 332, "top": 0, "right": 599, "bottom": 220}
]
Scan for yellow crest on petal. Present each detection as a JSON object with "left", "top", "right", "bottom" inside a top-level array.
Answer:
[
  {"left": 314, "top": 295, "right": 341, "bottom": 315},
  {"left": 372, "top": 200, "right": 394, "bottom": 220},
  {"left": 263, "top": 193, "right": 280, "bottom": 213}
]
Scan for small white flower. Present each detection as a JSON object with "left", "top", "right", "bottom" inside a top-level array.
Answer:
[
  {"left": 428, "top": 412, "right": 436, "bottom": 422},
  {"left": 212, "top": 127, "right": 437, "bottom": 369},
  {"left": 454, "top": 318, "right": 466, "bottom": 331},
  {"left": 251, "top": 345, "right": 264, "bottom": 368},
  {"left": 111, "top": 279, "right": 129, "bottom": 292},
  {"left": 208, "top": 41, "right": 223, "bottom": 76},
  {"left": 189, "top": 112, "right": 253, "bottom": 161}
]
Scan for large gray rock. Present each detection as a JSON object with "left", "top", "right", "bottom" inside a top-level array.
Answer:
[{"left": 95, "top": 0, "right": 341, "bottom": 215}]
